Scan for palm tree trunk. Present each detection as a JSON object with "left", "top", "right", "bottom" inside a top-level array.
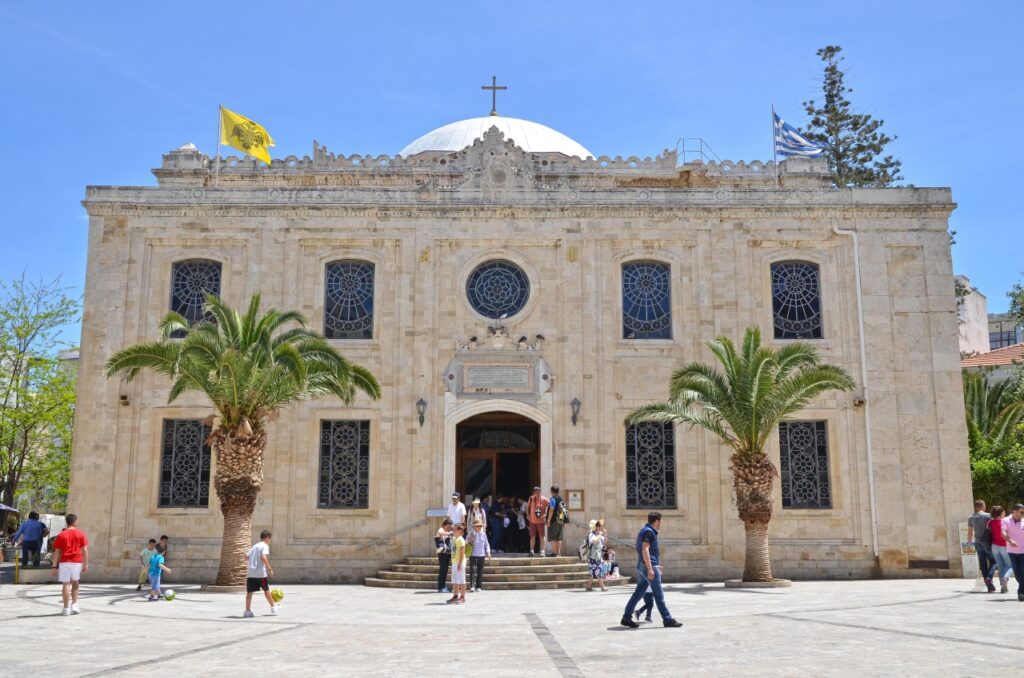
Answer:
[
  {"left": 211, "top": 428, "right": 266, "bottom": 586},
  {"left": 731, "top": 453, "right": 777, "bottom": 582}
]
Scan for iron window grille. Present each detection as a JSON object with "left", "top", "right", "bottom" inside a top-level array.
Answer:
[
  {"left": 170, "top": 259, "right": 222, "bottom": 337},
  {"left": 159, "top": 419, "right": 212, "bottom": 508},
  {"left": 771, "top": 261, "right": 823, "bottom": 339},
  {"left": 625, "top": 422, "right": 677, "bottom": 509},
  {"left": 324, "top": 261, "right": 375, "bottom": 340},
  {"left": 622, "top": 261, "right": 672, "bottom": 339},
  {"left": 779, "top": 420, "right": 831, "bottom": 509},
  {"left": 466, "top": 260, "right": 530, "bottom": 319},
  {"left": 318, "top": 420, "right": 370, "bottom": 509}
]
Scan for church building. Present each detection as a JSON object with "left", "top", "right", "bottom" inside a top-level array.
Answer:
[{"left": 70, "top": 98, "right": 971, "bottom": 583}]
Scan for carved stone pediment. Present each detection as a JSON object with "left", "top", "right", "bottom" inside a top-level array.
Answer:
[
  {"left": 444, "top": 328, "right": 552, "bottom": 397},
  {"left": 446, "top": 126, "right": 536, "bottom": 193}
]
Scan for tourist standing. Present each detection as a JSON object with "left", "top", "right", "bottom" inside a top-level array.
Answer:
[
  {"left": 988, "top": 506, "right": 1014, "bottom": 593},
  {"left": 447, "top": 524, "right": 467, "bottom": 604},
  {"left": 527, "top": 487, "right": 549, "bottom": 556},
  {"left": 516, "top": 496, "right": 529, "bottom": 552},
  {"left": 136, "top": 538, "right": 157, "bottom": 592},
  {"left": 585, "top": 519, "right": 608, "bottom": 592},
  {"left": 435, "top": 518, "right": 453, "bottom": 593},
  {"left": 1004, "top": 503, "right": 1024, "bottom": 601},
  {"left": 467, "top": 519, "right": 492, "bottom": 591},
  {"left": 147, "top": 543, "right": 171, "bottom": 601},
  {"left": 489, "top": 495, "right": 506, "bottom": 553},
  {"left": 620, "top": 512, "right": 682, "bottom": 628},
  {"left": 244, "top": 530, "right": 279, "bottom": 617},
  {"left": 967, "top": 499, "right": 996, "bottom": 592},
  {"left": 50, "top": 514, "right": 89, "bottom": 616},
  {"left": 447, "top": 492, "right": 467, "bottom": 528},
  {"left": 468, "top": 498, "right": 487, "bottom": 533},
  {"left": 548, "top": 486, "right": 568, "bottom": 557},
  {"left": 12, "top": 511, "right": 48, "bottom": 568}
]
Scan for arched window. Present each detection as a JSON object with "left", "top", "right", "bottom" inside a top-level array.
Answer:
[
  {"left": 622, "top": 261, "right": 671, "bottom": 339},
  {"left": 170, "top": 259, "right": 221, "bottom": 325},
  {"left": 324, "top": 261, "right": 375, "bottom": 340},
  {"left": 466, "top": 260, "right": 530, "bottom": 320},
  {"left": 771, "top": 261, "right": 822, "bottom": 339}
]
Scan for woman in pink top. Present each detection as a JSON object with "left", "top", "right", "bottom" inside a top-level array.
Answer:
[{"left": 988, "top": 506, "right": 1016, "bottom": 593}]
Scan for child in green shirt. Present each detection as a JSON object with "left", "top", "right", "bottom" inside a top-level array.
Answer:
[{"left": 447, "top": 524, "right": 467, "bottom": 604}]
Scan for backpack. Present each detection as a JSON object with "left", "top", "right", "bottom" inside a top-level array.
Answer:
[
  {"left": 554, "top": 497, "right": 569, "bottom": 525},
  {"left": 578, "top": 535, "right": 590, "bottom": 561}
]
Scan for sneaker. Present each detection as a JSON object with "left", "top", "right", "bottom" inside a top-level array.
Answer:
[
  {"left": 70, "top": 603, "right": 80, "bottom": 615},
  {"left": 60, "top": 608, "right": 71, "bottom": 616},
  {"left": 135, "top": 584, "right": 142, "bottom": 592},
  {"left": 446, "top": 596, "right": 458, "bottom": 604},
  {"left": 663, "top": 618, "right": 683, "bottom": 628},
  {"left": 634, "top": 609, "right": 643, "bottom": 622},
  {"left": 645, "top": 616, "right": 653, "bottom": 623},
  {"left": 985, "top": 578, "right": 996, "bottom": 593},
  {"left": 147, "top": 596, "right": 157, "bottom": 601},
  {"left": 271, "top": 605, "right": 281, "bottom": 614},
  {"left": 243, "top": 610, "right": 255, "bottom": 618},
  {"left": 439, "top": 587, "right": 450, "bottom": 593},
  {"left": 620, "top": 616, "right": 639, "bottom": 628},
  {"left": 1019, "top": 594, "right": 1024, "bottom": 602},
  {"left": 529, "top": 551, "right": 535, "bottom": 556},
  {"left": 1001, "top": 578, "right": 1009, "bottom": 593},
  {"left": 457, "top": 597, "right": 466, "bottom": 604}
]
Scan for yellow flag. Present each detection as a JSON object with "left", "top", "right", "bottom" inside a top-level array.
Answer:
[{"left": 219, "top": 106, "right": 275, "bottom": 165}]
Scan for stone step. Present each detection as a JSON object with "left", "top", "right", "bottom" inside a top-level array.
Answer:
[
  {"left": 364, "top": 577, "right": 632, "bottom": 591},
  {"left": 375, "top": 570, "right": 587, "bottom": 583},
  {"left": 404, "top": 556, "right": 579, "bottom": 567},
  {"left": 390, "top": 563, "right": 588, "bottom": 575}
]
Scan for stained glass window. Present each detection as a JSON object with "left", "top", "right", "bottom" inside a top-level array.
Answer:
[
  {"left": 324, "top": 261, "right": 375, "bottom": 339},
  {"left": 466, "top": 260, "right": 530, "bottom": 319},
  {"left": 622, "top": 262, "right": 671, "bottom": 339},
  {"left": 170, "top": 260, "right": 222, "bottom": 326},
  {"left": 771, "top": 261, "right": 822, "bottom": 339},
  {"left": 318, "top": 420, "right": 370, "bottom": 509},
  {"left": 159, "top": 419, "right": 212, "bottom": 508},
  {"left": 625, "top": 422, "right": 677, "bottom": 509},
  {"left": 779, "top": 420, "right": 831, "bottom": 509}
]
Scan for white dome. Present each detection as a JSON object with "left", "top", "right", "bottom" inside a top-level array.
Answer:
[{"left": 399, "top": 116, "right": 593, "bottom": 158}]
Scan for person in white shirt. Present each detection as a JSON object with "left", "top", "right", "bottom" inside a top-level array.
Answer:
[
  {"left": 244, "top": 530, "right": 279, "bottom": 618},
  {"left": 447, "top": 492, "right": 467, "bottom": 527},
  {"left": 467, "top": 519, "right": 492, "bottom": 591}
]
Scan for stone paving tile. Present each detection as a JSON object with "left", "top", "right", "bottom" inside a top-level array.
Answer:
[{"left": 2, "top": 579, "right": 1021, "bottom": 677}]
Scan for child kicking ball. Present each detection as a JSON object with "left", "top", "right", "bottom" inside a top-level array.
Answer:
[{"left": 244, "top": 530, "right": 280, "bottom": 618}]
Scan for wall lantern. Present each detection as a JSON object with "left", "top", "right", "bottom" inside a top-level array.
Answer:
[
  {"left": 416, "top": 398, "right": 428, "bottom": 427},
  {"left": 570, "top": 397, "right": 582, "bottom": 426}
]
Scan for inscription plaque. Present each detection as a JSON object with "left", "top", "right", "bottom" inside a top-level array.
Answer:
[{"left": 463, "top": 363, "right": 533, "bottom": 394}]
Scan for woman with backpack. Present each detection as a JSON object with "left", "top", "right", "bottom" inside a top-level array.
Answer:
[{"left": 584, "top": 519, "right": 608, "bottom": 591}]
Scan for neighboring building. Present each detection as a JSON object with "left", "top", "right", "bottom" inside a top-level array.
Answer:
[
  {"left": 956, "top": 275, "right": 989, "bottom": 355},
  {"left": 962, "top": 343, "right": 1024, "bottom": 383},
  {"left": 989, "top": 313, "right": 1023, "bottom": 350},
  {"left": 70, "top": 108, "right": 971, "bottom": 583}
]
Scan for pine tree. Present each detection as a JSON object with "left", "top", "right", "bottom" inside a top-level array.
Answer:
[{"left": 802, "top": 45, "right": 903, "bottom": 187}]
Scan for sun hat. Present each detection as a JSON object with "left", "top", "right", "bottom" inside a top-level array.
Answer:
[
  {"left": 588, "top": 519, "right": 597, "bottom": 530},
  {"left": 473, "top": 519, "right": 484, "bottom": 527}
]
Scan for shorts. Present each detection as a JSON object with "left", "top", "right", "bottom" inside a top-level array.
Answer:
[
  {"left": 548, "top": 521, "right": 564, "bottom": 541},
  {"left": 529, "top": 523, "right": 546, "bottom": 540},
  {"left": 149, "top": 573, "right": 162, "bottom": 591},
  {"left": 57, "top": 562, "right": 83, "bottom": 583},
  {"left": 451, "top": 563, "right": 466, "bottom": 585},
  {"left": 246, "top": 577, "right": 269, "bottom": 593}
]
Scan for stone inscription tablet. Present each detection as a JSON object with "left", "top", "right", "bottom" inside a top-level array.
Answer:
[{"left": 463, "top": 363, "right": 533, "bottom": 394}]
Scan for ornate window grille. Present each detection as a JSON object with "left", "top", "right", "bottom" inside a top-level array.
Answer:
[
  {"left": 324, "top": 261, "right": 375, "bottom": 339},
  {"left": 779, "top": 420, "right": 831, "bottom": 509},
  {"left": 622, "top": 261, "right": 672, "bottom": 339},
  {"left": 771, "top": 261, "right": 823, "bottom": 339},
  {"left": 318, "top": 420, "right": 370, "bottom": 509},
  {"left": 625, "top": 422, "right": 677, "bottom": 509},
  {"left": 170, "top": 260, "right": 222, "bottom": 326},
  {"left": 466, "top": 260, "right": 530, "bottom": 319},
  {"left": 159, "top": 419, "right": 212, "bottom": 508}
]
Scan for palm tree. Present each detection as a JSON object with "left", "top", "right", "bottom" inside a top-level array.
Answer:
[
  {"left": 626, "top": 326, "right": 855, "bottom": 582},
  {"left": 106, "top": 293, "right": 381, "bottom": 585},
  {"left": 963, "top": 370, "right": 1024, "bottom": 447}
]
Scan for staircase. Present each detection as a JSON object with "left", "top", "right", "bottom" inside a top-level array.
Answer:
[{"left": 365, "top": 555, "right": 632, "bottom": 590}]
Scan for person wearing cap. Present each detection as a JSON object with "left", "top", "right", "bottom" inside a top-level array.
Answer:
[
  {"left": 467, "top": 518, "right": 492, "bottom": 591},
  {"left": 527, "top": 486, "right": 550, "bottom": 556},
  {"left": 548, "top": 485, "right": 568, "bottom": 557},
  {"left": 1004, "top": 503, "right": 1024, "bottom": 601},
  {"left": 447, "top": 492, "right": 466, "bottom": 528}
]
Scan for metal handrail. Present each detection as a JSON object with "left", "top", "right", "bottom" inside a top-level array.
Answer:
[
  {"left": 565, "top": 522, "right": 636, "bottom": 551},
  {"left": 357, "top": 518, "right": 429, "bottom": 550}
]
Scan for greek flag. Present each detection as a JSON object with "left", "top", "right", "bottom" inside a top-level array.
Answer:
[{"left": 773, "top": 112, "right": 825, "bottom": 158}]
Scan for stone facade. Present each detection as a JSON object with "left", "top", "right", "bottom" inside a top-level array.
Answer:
[{"left": 70, "top": 125, "right": 971, "bottom": 583}]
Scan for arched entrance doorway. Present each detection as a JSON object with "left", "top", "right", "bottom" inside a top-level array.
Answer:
[{"left": 456, "top": 412, "right": 539, "bottom": 502}]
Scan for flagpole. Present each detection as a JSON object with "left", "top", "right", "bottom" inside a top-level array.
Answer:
[
  {"left": 214, "top": 104, "right": 222, "bottom": 187},
  {"left": 771, "top": 105, "right": 780, "bottom": 189}
]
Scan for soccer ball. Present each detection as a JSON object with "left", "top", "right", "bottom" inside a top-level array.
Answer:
[
  {"left": 163, "top": 589, "right": 176, "bottom": 601},
  {"left": 270, "top": 588, "right": 284, "bottom": 603}
]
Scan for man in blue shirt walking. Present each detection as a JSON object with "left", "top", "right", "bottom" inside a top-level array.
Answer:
[
  {"left": 621, "top": 511, "right": 682, "bottom": 628},
  {"left": 13, "top": 511, "right": 48, "bottom": 567}
]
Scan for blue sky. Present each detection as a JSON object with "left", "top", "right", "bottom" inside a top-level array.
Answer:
[{"left": 1, "top": 1, "right": 1020, "bottom": 337}]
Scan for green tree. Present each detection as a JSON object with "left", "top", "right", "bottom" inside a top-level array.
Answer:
[
  {"left": 963, "top": 371, "right": 1024, "bottom": 448},
  {"left": 963, "top": 370, "right": 1024, "bottom": 506},
  {"left": 1008, "top": 277, "right": 1024, "bottom": 326},
  {"left": 626, "top": 327, "right": 855, "bottom": 582},
  {"left": 0, "top": 275, "right": 79, "bottom": 529},
  {"left": 802, "top": 45, "right": 903, "bottom": 187},
  {"left": 106, "top": 293, "right": 381, "bottom": 586}
]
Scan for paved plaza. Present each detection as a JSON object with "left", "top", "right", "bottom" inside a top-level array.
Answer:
[{"left": 2, "top": 578, "right": 1021, "bottom": 676}]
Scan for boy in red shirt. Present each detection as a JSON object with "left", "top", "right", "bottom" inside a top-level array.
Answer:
[{"left": 50, "top": 513, "right": 89, "bottom": 616}]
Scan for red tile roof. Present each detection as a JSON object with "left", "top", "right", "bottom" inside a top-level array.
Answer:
[{"left": 961, "top": 343, "right": 1024, "bottom": 368}]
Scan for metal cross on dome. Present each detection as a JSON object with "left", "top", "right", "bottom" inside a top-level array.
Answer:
[{"left": 481, "top": 75, "right": 507, "bottom": 116}]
